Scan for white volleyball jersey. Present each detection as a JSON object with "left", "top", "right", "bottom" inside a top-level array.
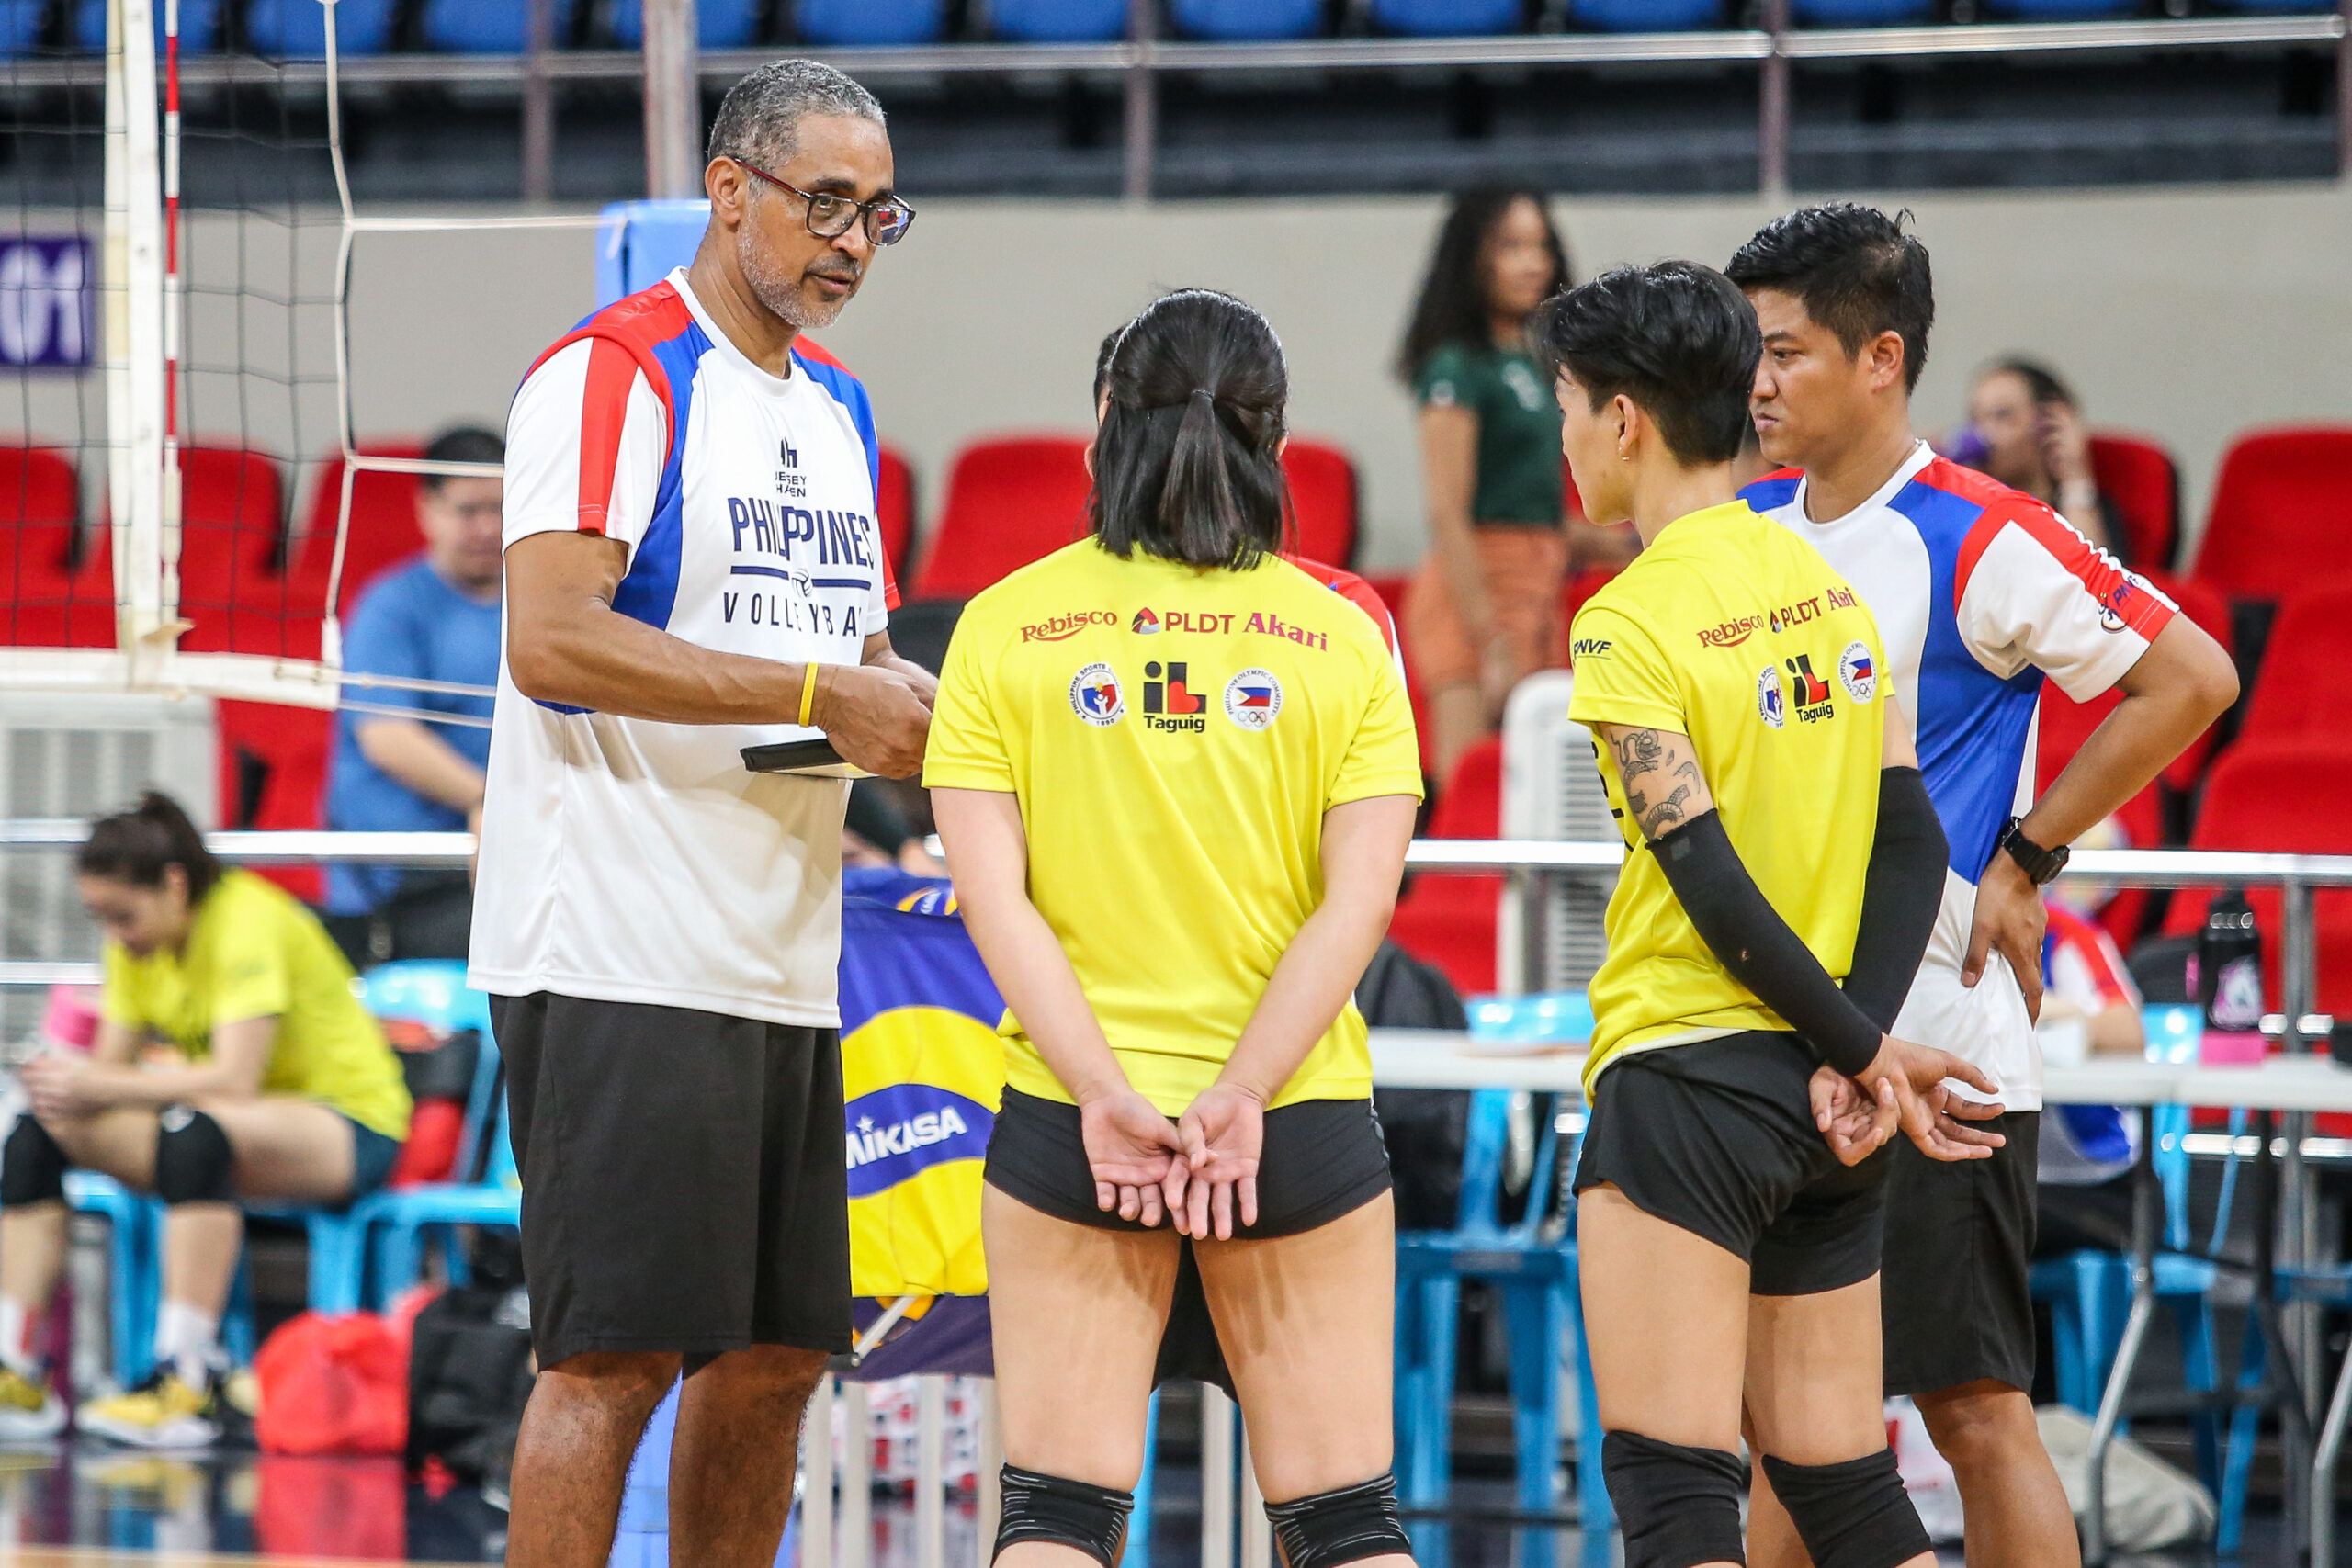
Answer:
[
  {"left": 1744, "top": 441, "right": 2176, "bottom": 1110},
  {"left": 469, "top": 269, "right": 898, "bottom": 1028}
]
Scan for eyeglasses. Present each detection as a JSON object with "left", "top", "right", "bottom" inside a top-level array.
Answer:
[{"left": 734, "top": 159, "right": 916, "bottom": 247}]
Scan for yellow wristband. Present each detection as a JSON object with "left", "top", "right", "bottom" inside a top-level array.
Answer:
[{"left": 797, "top": 663, "right": 820, "bottom": 728}]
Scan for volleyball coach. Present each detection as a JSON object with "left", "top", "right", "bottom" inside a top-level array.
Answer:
[{"left": 469, "top": 61, "right": 933, "bottom": 1568}]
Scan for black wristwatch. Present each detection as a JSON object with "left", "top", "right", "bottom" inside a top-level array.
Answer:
[{"left": 1996, "top": 817, "right": 2070, "bottom": 886}]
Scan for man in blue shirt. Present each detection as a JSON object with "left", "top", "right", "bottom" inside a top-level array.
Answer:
[{"left": 322, "top": 426, "right": 504, "bottom": 965}]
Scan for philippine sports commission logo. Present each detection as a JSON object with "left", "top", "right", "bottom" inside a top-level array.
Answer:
[
  {"left": 1224, "top": 668, "right": 1283, "bottom": 729},
  {"left": 1757, "top": 664, "right": 1786, "bottom": 729},
  {"left": 1838, "top": 640, "right": 1878, "bottom": 704},
  {"left": 1069, "top": 662, "right": 1125, "bottom": 726}
]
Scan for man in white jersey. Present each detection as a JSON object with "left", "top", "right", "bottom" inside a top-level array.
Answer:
[
  {"left": 469, "top": 61, "right": 934, "bottom": 1568},
  {"left": 1725, "top": 206, "right": 2237, "bottom": 1568}
]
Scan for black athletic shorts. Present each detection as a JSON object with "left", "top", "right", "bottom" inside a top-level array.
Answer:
[
  {"left": 1572, "top": 1030, "right": 1889, "bottom": 1297},
  {"left": 983, "top": 1087, "right": 1392, "bottom": 1240},
  {"left": 1880, "top": 1111, "right": 2040, "bottom": 1396},
  {"left": 492, "top": 991, "right": 853, "bottom": 1369}
]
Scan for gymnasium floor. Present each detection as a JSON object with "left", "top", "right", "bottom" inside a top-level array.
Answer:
[{"left": 0, "top": 1444, "right": 2310, "bottom": 1568}]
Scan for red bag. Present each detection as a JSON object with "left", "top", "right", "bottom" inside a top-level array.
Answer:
[{"left": 254, "top": 1311, "right": 410, "bottom": 1456}]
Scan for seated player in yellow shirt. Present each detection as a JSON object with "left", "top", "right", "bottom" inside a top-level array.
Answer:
[
  {"left": 927, "top": 289, "right": 1427, "bottom": 1568},
  {"left": 1532, "top": 264, "right": 2002, "bottom": 1568},
  {"left": 0, "top": 793, "right": 411, "bottom": 1449}
]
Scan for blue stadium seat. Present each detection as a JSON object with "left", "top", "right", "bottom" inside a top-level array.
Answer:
[
  {"left": 2209, "top": 0, "right": 2332, "bottom": 13},
  {"left": 72, "top": 0, "right": 223, "bottom": 51},
  {"left": 610, "top": 0, "right": 761, "bottom": 47},
  {"left": 990, "top": 0, "right": 1129, "bottom": 39},
  {"left": 244, "top": 0, "right": 399, "bottom": 56},
  {"left": 1170, "top": 0, "right": 1325, "bottom": 36},
  {"left": 0, "top": 1, "right": 47, "bottom": 55},
  {"left": 423, "top": 0, "right": 578, "bottom": 51},
  {"left": 1789, "top": 0, "right": 1933, "bottom": 25},
  {"left": 1571, "top": 0, "right": 1724, "bottom": 29},
  {"left": 1980, "top": 0, "right": 2137, "bottom": 17},
  {"left": 1369, "top": 0, "right": 1526, "bottom": 32},
  {"left": 793, "top": 0, "right": 948, "bottom": 43}
]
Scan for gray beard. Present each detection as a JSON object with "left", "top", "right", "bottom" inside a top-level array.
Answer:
[{"left": 741, "top": 233, "right": 850, "bottom": 332}]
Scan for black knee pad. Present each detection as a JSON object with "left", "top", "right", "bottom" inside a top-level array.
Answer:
[
  {"left": 1601, "top": 1430, "right": 1747, "bottom": 1568},
  {"left": 1264, "top": 1471, "right": 1412, "bottom": 1568},
  {"left": 993, "top": 1465, "right": 1134, "bottom": 1567},
  {"left": 152, "top": 1106, "right": 234, "bottom": 1205},
  {"left": 1759, "top": 1450, "right": 1929, "bottom": 1568},
  {"left": 0, "top": 1116, "right": 66, "bottom": 1206}
]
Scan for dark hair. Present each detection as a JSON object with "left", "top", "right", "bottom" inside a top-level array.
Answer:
[
  {"left": 1724, "top": 204, "right": 1935, "bottom": 394},
  {"left": 1532, "top": 261, "right": 1761, "bottom": 468},
  {"left": 1981, "top": 356, "right": 2076, "bottom": 412},
  {"left": 1091, "top": 290, "right": 1288, "bottom": 571},
  {"left": 420, "top": 425, "right": 504, "bottom": 496},
  {"left": 1093, "top": 323, "right": 1123, "bottom": 409},
  {"left": 78, "top": 791, "right": 222, "bottom": 903},
  {"left": 706, "top": 58, "right": 885, "bottom": 170},
  {"left": 1396, "top": 189, "right": 1574, "bottom": 382}
]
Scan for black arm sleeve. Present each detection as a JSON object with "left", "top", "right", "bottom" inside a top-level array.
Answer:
[{"left": 1840, "top": 767, "right": 1948, "bottom": 1032}]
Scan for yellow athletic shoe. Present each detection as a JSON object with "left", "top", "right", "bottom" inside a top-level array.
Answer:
[
  {"left": 78, "top": 1371, "right": 219, "bottom": 1450},
  {"left": 0, "top": 1366, "right": 63, "bottom": 1441}
]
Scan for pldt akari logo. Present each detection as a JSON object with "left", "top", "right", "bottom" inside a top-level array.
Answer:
[
  {"left": 842, "top": 1083, "right": 994, "bottom": 1198},
  {"left": 1132, "top": 607, "right": 1162, "bottom": 635}
]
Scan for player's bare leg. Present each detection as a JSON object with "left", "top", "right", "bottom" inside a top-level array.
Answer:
[
  {"left": 508, "top": 1349, "right": 681, "bottom": 1568},
  {"left": 984, "top": 1183, "right": 1180, "bottom": 1566},
  {"left": 1193, "top": 1191, "right": 1415, "bottom": 1566},
  {"left": 1915, "top": 1380, "right": 2079, "bottom": 1568},
  {"left": 669, "top": 1344, "right": 830, "bottom": 1568}
]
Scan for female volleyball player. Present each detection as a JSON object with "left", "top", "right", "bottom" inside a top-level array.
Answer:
[
  {"left": 927, "top": 289, "right": 1424, "bottom": 1568},
  {"left": 1544, "top": 262, "right": 2004, "bottom": 1568},
  {"left": 0, "top": 793, "right": 410, "bottom": 1447}
]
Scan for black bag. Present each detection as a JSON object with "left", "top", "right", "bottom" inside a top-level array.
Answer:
[
  {"left": 406, "top": 1284, "right": 534, "bottom": 1486},
  {"left": 396, "top": 1027, "right": 481, "bottom": 1105},
  {"left": 1357, "top": 940, "right": 1472, "bottom": 1231}
]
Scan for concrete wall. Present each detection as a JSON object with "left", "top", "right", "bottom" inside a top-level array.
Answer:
[{"left": 9, "top": 182, "right": 2350, "bottom": 574}]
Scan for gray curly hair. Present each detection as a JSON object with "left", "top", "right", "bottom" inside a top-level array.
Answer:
[{"left": 705, "top": 59, "right": 885, "bottom": 171}]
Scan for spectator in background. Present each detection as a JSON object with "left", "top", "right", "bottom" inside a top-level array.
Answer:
[
  {"left": 0, "top": 794, "right": 410, "bottom": 1447},
  {"left": 322, "top": 426, "right": 505, "bottom": 967},
  {"left": 1961, "top": 359, "right": 2128, "bottom": 562},
  {"left": 1397, "top": 190, "right": 1631, "bottom": 784}
]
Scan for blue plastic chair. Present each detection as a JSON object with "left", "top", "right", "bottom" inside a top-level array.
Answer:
[
  {"left": 1170, "top": 0, "right": 1325, "bottom": 37},
  {"left": 422, "top": 0, "right": 577, "bottom": 51},
  {"left": 1787, "top": 0, "right": 1934, "bottom": 23},
  {"left": 1371, "top": 0, "right": 1527, "bottom": 32},
  {"left": 244, "top": 0, "right": 399, "bottom": 56},
  {"left": 1978, "top": 0, "right": 2138, "bottom": 17},
  {"left": 72, "top": 0, "right": 223, "bottom": 51},
  {"left": 792, "top": 0, "right": 948, "bottom": 43},
  {"left": 990, "top": 0, "right": 1129, "bottom": 38},
  {"left": 348, "top": 1096, "right": 518, "bottom": 1305},
  {"left": 1569, "top": 0, "right": 1724, "bottom": 29},
  {"left": 1394, "top": 1088, "right": 1609, "bottom": 1540},
  {"left": 610, "top": 0, "right": 761, "bottom": 47}
]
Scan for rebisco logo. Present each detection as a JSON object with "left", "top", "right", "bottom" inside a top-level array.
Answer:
[
  {"left": 1020, "top": 610, "right": 1116, "bottom": 643},
  {"left": 1698, "top": 615, "right": 1766, "bottom": 649}
]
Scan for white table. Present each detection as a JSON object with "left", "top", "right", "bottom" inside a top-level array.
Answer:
[{"left": 1368, "top": 1032, "right": 2352, "bottom": 1565}]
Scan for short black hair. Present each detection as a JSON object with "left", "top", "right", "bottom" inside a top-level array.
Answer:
[
  {"left": 1091, "top": 289, "right": 1288, "bottom": 571},
  {"left": 1532, "top": 261, "right": 1759, "bottom": 468},
  {"left": 1725, "top": 204, "right": 1934, "bottom": 394},
  {"left": 421, "top": 425, "right": 503, "bottom": 495}
]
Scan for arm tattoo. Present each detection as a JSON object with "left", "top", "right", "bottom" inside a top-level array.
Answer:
[
  {"left": 1611, "top": 728, "right": 1668, "bottom": 779},
  {"left": 1610, "top": 730, "right": 1707, "bottom": 840}
]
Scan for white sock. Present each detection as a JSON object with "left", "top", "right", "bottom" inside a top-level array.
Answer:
[
  {"left": 0, "top": 1297, "right": 39, "bottom": 1379},
  {"left": 153, "top": 1300, "right": 220, "bottom": 1390}
]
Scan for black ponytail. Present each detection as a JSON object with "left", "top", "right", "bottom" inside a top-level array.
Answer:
[
  {"left": 1091, "top": 289, "right": 1288, "bottom": 571},
  {"left": 78, "top": 791, "right": 222, "bottom": 904}
]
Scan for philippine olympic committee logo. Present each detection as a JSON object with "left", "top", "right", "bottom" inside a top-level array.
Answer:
[
  {"left": 1224, "top": 668, "right": 1283, "bottom": 729},
  {"left": 1838, "top": 641, "right": 1878, "bottom": 705},
  {"left": 1069, "top": 662, "right": 1125, "bottom": 726}
]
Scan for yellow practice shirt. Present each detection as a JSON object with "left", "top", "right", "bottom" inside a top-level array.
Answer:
[
  {"left": 924, "top": 541, "right": 1425, "bottom": 1115},
  {"left": 1567, "top": 501, "right": 1888, "bottom": 1092},
  {"left": 101, "top": 869, "right": 413, "bottom": 1140}
]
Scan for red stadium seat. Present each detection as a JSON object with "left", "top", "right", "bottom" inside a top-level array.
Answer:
[
  {"left": 2086, "top": 432, "right": 2179, "bottom": 571},
  {"left": 913, "top": 435, "right": 1092, "bottom": 601},
  {"left": 875, "top": 444, "right": 917, "bottom": 586},
  {"left": 1, "top": 447, "right": 87, "bottom": 646},
  {"left": 2162, "top": 739, "right": 2352, "bottom": 1017},
  {"left": 1282, "top": 439, "right": 1358, "bottom": 569},
  {"left": 1562, "top": 567, "right": 1623, "bottom": 648},
  {"left": 1363, "top": 573, "right": 1410, "bottom": 626},
  {"left": 2192, "top": 425, "right": 2352, "bottom": 604},
  {"left": 1386, "top": 738, "right": 1501, "bottom": 998},
  {"left": 2237, "top": 579, "right": 2352, "bottom": 744},
  {"left": 175, "top": 446, "right": 286, "bottom": 612},
  {"left": 288, "top": 446, "right": 426, "bottom": 615}
]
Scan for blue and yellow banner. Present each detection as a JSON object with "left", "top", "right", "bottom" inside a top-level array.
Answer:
[{"left": 837, "top": 869, "right": 1006, "bottom": 1302}]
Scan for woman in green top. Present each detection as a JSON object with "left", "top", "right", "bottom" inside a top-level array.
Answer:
[
  {"left": 0, "top": 794, "right": 411, "bottom": 1449},
  {"left": 1398, "top": 189, "right": 1637, "bottom": 783}
]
